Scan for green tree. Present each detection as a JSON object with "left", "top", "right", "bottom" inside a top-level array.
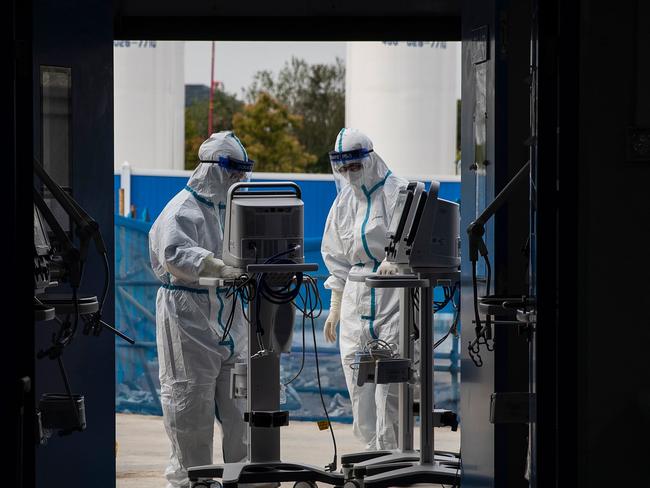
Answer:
[
  {"left": 184, "top": 87, "right": 244, "bottom": 170},
  {"left": 233, "top": 92, "right": 317, "bottom": 173},
  {"left": 245, "top": 57, "right": 345, "bottom": 173}
]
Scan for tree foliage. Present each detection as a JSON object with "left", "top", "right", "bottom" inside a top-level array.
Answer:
[
  {"left": 184, "top": 88, "right": 244, "bottom": 170},
  {"left": 184, "top": 57, "right": 345, "bottom": 173},
  {"left": 245, "top": 57, "right": 345, "bottom": 173},
  {"left": 232, "top": 92, "right": 316, "bottom": 173}
]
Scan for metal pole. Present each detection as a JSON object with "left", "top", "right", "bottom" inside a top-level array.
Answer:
[
  {"left": 208, "top": 41, "right": 215, "bottom": 136},
  {"left": 247, "top": 295, "right": 281, "bottom": 463},
  {"left": 398, "top": 288, "right": 414, "bottom": 451},
  {"left": 419, "top": 281, "right": 434, "bottom": 464},
  {"left": 120, "top": 160, "right": 130, "bottom": 217},
  {"left": 450, "top": 327, "right": 459, "bottom": 410}
]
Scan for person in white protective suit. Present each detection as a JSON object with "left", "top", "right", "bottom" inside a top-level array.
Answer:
[
  {"left": 149, "top": 131, "right": 253, "bottom": 488},
  {"left": 321, "top": 128, "right": 408, "bottom": 450}
]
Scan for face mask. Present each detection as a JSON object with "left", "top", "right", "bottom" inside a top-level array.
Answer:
[
  {"left": 225, "top": 170, "right": 246, "bottom": 184},
  {"left": 343, "top": 168, "right": 364, "bottom": 187}
]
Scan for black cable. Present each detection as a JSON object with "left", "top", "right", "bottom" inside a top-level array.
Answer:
[
  {"left": 468, "top": 261, "right": 484, "bottom": 367},
  {"left": 484, "top": 254, "right": 492, "bottom": 297},
  {"left": 411, "top": 288, "right": 420, "bottom": 340},
  {"left": 264, "top": 245, "right": 302, "bottom": 263},
  {"left": 222, "top": 274, "right": 256, "bottom": 341},
  {"left": 471, "top": 262, "right": 482, "bottom": 335},
  {"left": 293, "top": 275, "right": 322, "bottom": 319},
  {"left": 481, "top": 255, "right": 494, "bottom": 350},
  {"left": 98, "top": 252, "right": 110, "bottom": 314},
  {"left": 221, "top": 288, "right": 236, "bottom": 342},
  {"left": 283, "top": 308, "right": 306, "bottom": 387},
  {"left": 286, "top": 275, "right": 323, "bottom": 385},
  {"left": 70, "top": 286, "right": 79, "bottom": 340},
  {"left": 284, "top": 275, "right": 337, "bottom": 469},
  {"left": 306, "top": 276, "right": 337, "bottom": 472},
  {"left": 222, "top": 292, "right": 239, "bottom": 342},
  {"left": 50, "top": 287, "right": 80, "bottom": 351},
  {"left": 251, "top": 246, "right": 303, "bottom": 345},
  {"left": 256, "top": 262, "right": 302, "bottom": 305},
  {"left": 434, "top": 316, "right": 460, "bottom": 356},
  {"left": 259, "top": 249, "right": 303, "bottom": 304},
  {"left": 239, "top": 247, "right": 337, "bottom": 468},
  {"left": 449, "top": 288, "right": 460, "bottom": 336},
  {"left": 434, "top": 284, "right": 458, "bottom": 312},
  {"left": 434, "top": 287, "right": 461, "bottom": 350}
]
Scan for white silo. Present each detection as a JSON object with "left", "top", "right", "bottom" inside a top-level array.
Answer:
[
  {"left": 346, "top": 42, "right": 459, "bottom": 179},
  {"left": 114, "top": 40, "right": 185, "bottom": 171}
]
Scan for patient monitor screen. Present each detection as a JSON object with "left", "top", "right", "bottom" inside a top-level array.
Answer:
[{"left": 387, "top": 190, "right": 411, "bottom": 240}]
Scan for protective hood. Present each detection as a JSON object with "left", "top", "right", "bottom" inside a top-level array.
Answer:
[
  {"left": 187, "top": 131, "right": 252, "bottom": 203},
  {"left": 330, "top": 128, "right": 391, "bottom": 194}
]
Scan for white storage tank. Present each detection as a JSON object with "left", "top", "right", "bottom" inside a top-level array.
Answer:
[
  {"left": 113, "top": 40, "right": 185, "bottom": 171},
  {"left": 345, "top": 41, "right": 459, "bottom": 179}
]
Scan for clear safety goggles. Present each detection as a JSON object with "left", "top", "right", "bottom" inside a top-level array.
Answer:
[
  {"left": 328, "top": 148, "right": 373, "bottom": 169},
  {"left": 200, "top": 155, "right": 255, "bottom": 173}
]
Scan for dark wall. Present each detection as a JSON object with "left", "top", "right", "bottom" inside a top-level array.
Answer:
[
  {"left": 575, "top": 0, "right": 650, "bottom": 484},
  {"left": 492, "top": 1, "right": 532, "bottom": 486},
  {"left": 7, "top": 0, "right": 36, "bottom": 486},
  {"left": 533, "top": 0, "right": 650, "bottom": 485},
  {"left": 113, "top": 0, "right": 461, "bottom": 40},
  {"left": 115, "top": 0, "right": 460, "bottom": 16},
  {"left": 32, "top": 1, "right": 115, "bottom": 486},
  {"left": 460, "top": 0, "right": 531, "bottom": 486}
]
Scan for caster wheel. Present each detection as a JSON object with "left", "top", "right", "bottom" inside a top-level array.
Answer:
[
  {"left": 344, "top": 481, "right": 362, "bottom": 488},
  {"left": 191, "top": 481, "right": 222, "bottom": 488},
  {"left": 293, "top": 482, "right": 318, "bottom": 488}
]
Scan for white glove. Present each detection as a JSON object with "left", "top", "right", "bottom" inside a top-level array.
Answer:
[
  {"left": 377, "top": 259, "right": 399, "bottom": 276},
  {"left": 324, "top": 289, "right": 343, "bottom": 343},
  {"left": 200, "top": 256, "right": 245, "bottom": 279}
]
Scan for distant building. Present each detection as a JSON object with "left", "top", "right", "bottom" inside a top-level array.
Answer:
[
  {"left": 113, "top": 40, "right": 185, "bottom": 171},
  {"left": 185, "top": 84, "right": 210, "bottom": 108},
  {"left": 346, "top": 42, "right": 460, "bottom": 179}
]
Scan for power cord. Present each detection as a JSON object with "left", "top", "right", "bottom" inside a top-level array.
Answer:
[
  {"left": 302, "top": 276, "right": 338, "bottom": 472},
  {"left": 468, "top": 253, "right": 493, "bottom": 367},
  {"left": 221, "top": 273, "right": 256, "bottom": 342},
  {"left": 282, "top": 310, "right": 305, "bottom": 387},
  {"left": 234, "top": 247, "right": 338, "bottom": 472},
  {"left": 434, "top": 286, "right": 461, "bottom": 350},
  {"left": 287, "top": 274, "right": 338, "bottom": 471},
  {"left": 434, "top": 283, "right": 458, "bottom": 312},
  {"left": 251, "top": 247, "right": 304, "bottom": 356}
]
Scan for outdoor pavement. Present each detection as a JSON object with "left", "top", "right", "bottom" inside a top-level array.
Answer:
[{"left": 117, "top": 413, "right": 461, "bottom": 488}]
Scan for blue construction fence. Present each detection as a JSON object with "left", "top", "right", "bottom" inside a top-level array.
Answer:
[{"left": 115, "top": 171, "right": 461, "bottom": 422}]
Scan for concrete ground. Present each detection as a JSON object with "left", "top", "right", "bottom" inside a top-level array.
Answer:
[{"left": 117, "top": 413, "right": 460, "bottom": 488}]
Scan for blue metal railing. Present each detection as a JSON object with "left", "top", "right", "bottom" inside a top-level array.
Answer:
[{"left": 114, "top": 174, "right": 462, "bottom": 420}]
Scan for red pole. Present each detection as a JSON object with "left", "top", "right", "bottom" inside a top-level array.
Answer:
[{"left": 208, "top": 41, "right": 215, "bottom": 136}]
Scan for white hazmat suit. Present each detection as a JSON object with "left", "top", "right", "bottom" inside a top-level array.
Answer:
[
  {"left": 149, "top": 131, "right": 252, "bottom": 488},
  {"left": 321, "top": 128, "right": 408, "bottom": 450}
]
